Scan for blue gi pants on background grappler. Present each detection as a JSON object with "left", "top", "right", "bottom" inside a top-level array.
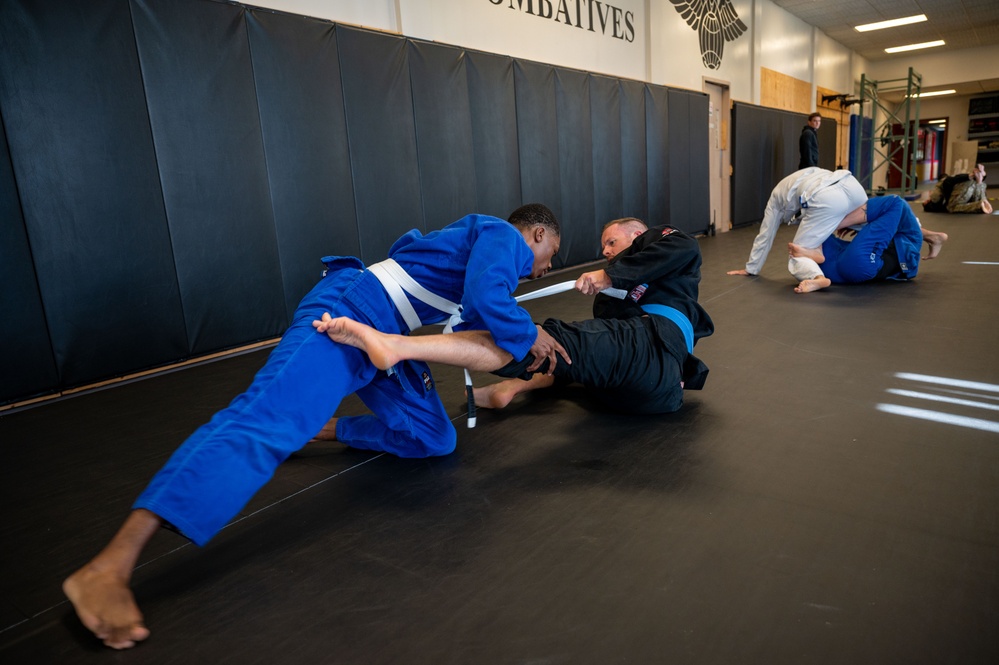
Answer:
[{"left": 820, "top": 195, "right": 923, "bottom": 284}]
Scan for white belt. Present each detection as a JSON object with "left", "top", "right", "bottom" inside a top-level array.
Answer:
[
  {"left": 368, "top": 259, "right": 462, "bottom": 333},
  {"left": 367, "top": 261, "right": 625, "bottom": 428},
  {"left": 515, "top": 280, "right": 627, "bottom": 302}
]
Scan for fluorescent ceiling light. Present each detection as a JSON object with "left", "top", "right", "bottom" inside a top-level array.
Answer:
[
  {"left": 910, "top": 90, "right": 956, "bottom": 98},
  {"left": 855, "top": 14, "right": 927, "bottom": 32},
  {"left": 927, "top": 119, "right": 947, "bottom": 124},
  {"left": 885, "top": 40, "right": 945, "bottom": 53}
]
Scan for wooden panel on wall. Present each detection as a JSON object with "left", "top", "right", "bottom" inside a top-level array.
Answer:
[{"left": 760, "top": 67, "right": 811, "bottom": 115}]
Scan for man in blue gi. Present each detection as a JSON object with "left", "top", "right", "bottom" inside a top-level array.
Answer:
[
  {"left": 314, "top": 218, "right": 714, "bottom": 416},
  {"left": 63, "top": 204, "right": 566, "bottom": 650},
  {"left": 787, "top": 195, "right": 948, "bottom": 288}
]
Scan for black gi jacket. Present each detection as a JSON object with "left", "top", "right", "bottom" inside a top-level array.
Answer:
[{"left": 594, "top": 225, "right": 714, "bottom": 389}]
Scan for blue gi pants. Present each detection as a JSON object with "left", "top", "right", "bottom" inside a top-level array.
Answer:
[
  {"left": 135, "top": 265, "right": 455, "bottom": 546},
  {"left": 821, "top": 200, "right": 922, "bottom": 283}
]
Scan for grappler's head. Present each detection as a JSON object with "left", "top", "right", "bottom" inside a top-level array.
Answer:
[
  {"left": 600, "top": 217, "right": 647, "bottom": 260},
  {"left": 509, "top": 203, "right": 561, "bottom": 278}
]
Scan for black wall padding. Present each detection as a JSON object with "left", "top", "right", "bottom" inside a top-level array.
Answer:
[
  {"left": 132, "top": 0, "right": 286, "bottom": 354},
  {"left": 780, "top": 113, "right": 799, "bottom": 172},
  {"left": 686, "top": 92, "right": 711, "bottom": 234},
  {"left": 731, "top": 102, "right": 821, "bottom": 228},
  {"left": 408, "top": 41, "right": 480, "bottom": 231},
  {"left": 246, "top": 10, "right": 359, "bottom": 321},
  {"left": 0, "top": 0, "right": 716, "bottom": 406},
  {"left": 589, "top": 75, "right": 625, "bottom": 242},
  {"left": 668, "top": 89, "right": 711, "bottom": 236},
  {"left": 555, "top": 68, "right": 597, "bottom": 268},
  {"left": 514, "top": 61, "right": 565, "bottom": 267},
  {"left": 465, "top": 52, "right": 522, "bottom": 219},
  {"left": 0, "top": 0, "right": 189, "bottom": 388},
  {"left": 731, "top": 103, "right": 773, "bottom": 227},
  {"left": 337, "top": 26, "right": 424, "bottom": 261},
  {"left": 645, "top": 86, "right": 670, "bottom": 227},
  {"left": 0, "top": 108, "right": 59, "bottom": 403},
  {"left": 620, "top": 80, "right": 650, "bottom": 222},
  {"left": 818, "top": 123, "right": 837, "bottom": 170}
]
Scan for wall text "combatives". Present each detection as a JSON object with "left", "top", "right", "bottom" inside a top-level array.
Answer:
[{"left": 489, "top": 0, "right": 636, "bottom": 43}]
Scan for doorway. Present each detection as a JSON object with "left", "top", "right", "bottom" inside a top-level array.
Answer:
[
  {"left": 703, "top": 79, "right": 731, "bottom": 234},
  {"left": 919, "top": 117, "right": 948, "bottom": 184}
]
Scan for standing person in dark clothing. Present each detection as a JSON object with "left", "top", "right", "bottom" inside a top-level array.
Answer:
[
  {"left": 798, "top": 112, "right": 821, "bottom": 169},
  {"left": 315, "top": 218, "right": 714, "bottom": 415}
]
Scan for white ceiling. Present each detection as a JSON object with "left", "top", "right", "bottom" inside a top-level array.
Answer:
[
  {"left": 769, "top": 0, "right": 999, "bottom": 96},
  {"left": 769, "top": 0, "right": 999, "bottom": 60}
]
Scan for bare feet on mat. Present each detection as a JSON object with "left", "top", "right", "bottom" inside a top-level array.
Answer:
[
  {"left": 63, "top": 565, "right": 149, "bottom": 649},
  {"left": 788, "top": 242, "right": 825, "bottom": 263},
  {"left": 473, "top": 382, "right": 521, "bottom": 410},
  {"left": 794, "top": 276, "right": 831, "bottom": 294},
  {"left": 921, "top": 228, "right": 949, "bottom": 259}
]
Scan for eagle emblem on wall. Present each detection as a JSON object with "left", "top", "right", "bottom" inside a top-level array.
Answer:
[{"left": 670, "top": 0, "right": 747, "bottom": 70}]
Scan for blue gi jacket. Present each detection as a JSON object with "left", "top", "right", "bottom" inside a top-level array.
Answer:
[{"left": 389, "top": 215, "right": 539, "bottom": 360}]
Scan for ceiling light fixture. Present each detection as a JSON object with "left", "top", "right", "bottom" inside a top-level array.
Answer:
[
  {"left": 855, "top": 14, "right": 927, "bottom": 32},
  {"left": 885, "top": 40, "right": 945, "bottom": 53},
  {"left": 910, "top": 90, "right": 956, "bottom": 98}
]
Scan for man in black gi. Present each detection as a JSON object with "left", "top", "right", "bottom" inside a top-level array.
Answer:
[
  {"left": 313, "top": 218, "right": 713, "bottom": 415},
  {"left": 798, "top": 112, "right": 821, "bottom": 169}
]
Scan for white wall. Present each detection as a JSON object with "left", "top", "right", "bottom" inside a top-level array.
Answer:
[
  {"left": 650, "top": 0, "right": 753, "bottom": 100},
  {"left": 251, "top": 0, "right": 648, "bottom": 82},
  {"left": 814, "top": 30, "right": 853, "bottom": 94},
  {"left": 247, "top": 0, "right": 860, "bottom": 105},
  {"left": 755, "top": 0, "right": 813, "bottom": 84},
  {"left": 248, "top": 0, "right": 398, "bottom": 31}
]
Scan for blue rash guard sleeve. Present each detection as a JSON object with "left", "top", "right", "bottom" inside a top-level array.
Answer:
[{"left": 456, "top": 223, "right": 538, "bottom": 360}]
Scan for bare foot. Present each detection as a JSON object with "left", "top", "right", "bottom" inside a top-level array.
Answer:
[
  {"left": 313, "top": 315, "right": 399, "bottom": 370},
  {"left": 794, "top": 276, "right": 831, "bottom": 293},
  {"left": 310, "top": 416, "right": 338, "bottom": 442},
  {"left": 472, "top": 382, "right": 521, "bottom": 409},
  {"left": 921, "top": 228, "right": 949, "bottom": 259},
  {"left": 63, "top": 567, "right": 149, "bottom": 649},
  {"left": 788, "top": 242, "right": 825, "bottom": 264}
]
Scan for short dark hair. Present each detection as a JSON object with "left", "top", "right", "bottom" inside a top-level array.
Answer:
[
  {"left": 602, "top": 217, "right": 648, "bottom": 233},
  {"left": 508, "top": 203, "right": 560, "bottom": 237},
  {"left": 808, "top": 112, "right": 822, "bottom": 121}
]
